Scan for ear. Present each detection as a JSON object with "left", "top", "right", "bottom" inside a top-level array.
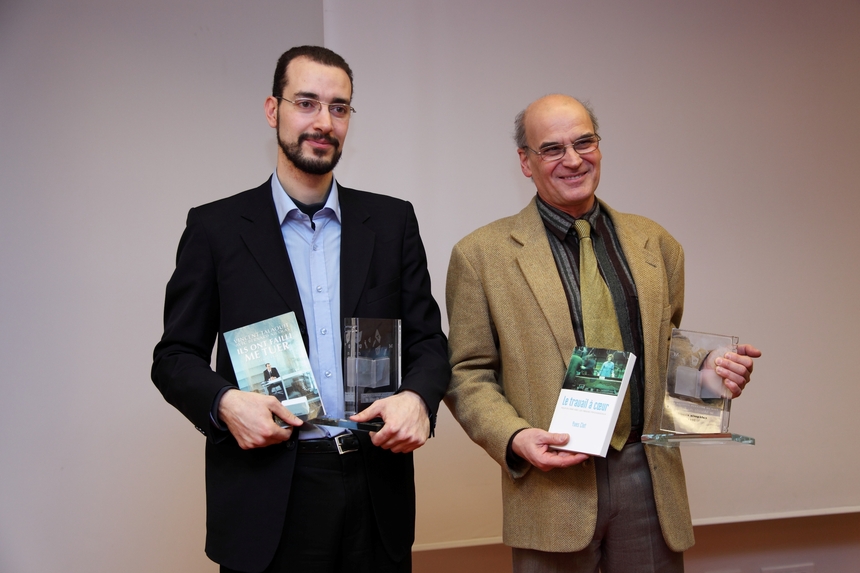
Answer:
[
  {"left": 518, "top": 148, "right": 533, "bottom": 178},
  {"left": 264, "top": 96, "right": 279, "bottom": 128}
]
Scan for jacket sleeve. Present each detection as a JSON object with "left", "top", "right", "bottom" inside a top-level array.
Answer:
[
  {"left": 395, "top": 202, "right": 451, "bottom": 423},
  {"left": 151, "top": 207, "right": 232, "bottom": 438}
]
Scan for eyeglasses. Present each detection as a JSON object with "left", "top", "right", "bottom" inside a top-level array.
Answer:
[
  {"left": 524, "top": 135, "right": 601, "bottom": 162},
  {"left": 277, "top": 97, "right": 356, "bottom": 119}
]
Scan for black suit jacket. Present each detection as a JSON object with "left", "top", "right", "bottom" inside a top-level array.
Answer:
[
  {"left": 263, "top": 367, "right": 279, "bottom": 381},
  {"left": 152, "top": 179, "right": 450, "bottom": 572}
]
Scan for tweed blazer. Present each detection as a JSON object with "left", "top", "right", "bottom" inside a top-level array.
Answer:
[{"left": 445, "top": 197, "right": 694, "bottom": 552}]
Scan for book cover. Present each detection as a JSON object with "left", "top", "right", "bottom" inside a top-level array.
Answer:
[
  {"left": 223, "top": 312, "right": 325, "bottom": 425},
  {"left": 548, "top": 347, "right": 636, "bottom": 457}
]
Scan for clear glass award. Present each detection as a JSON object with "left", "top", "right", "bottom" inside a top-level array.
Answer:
[
  {"left": 344, "top": 317, "right": 401, "bottom": 414},
  {"left": 641, "top": 328, "right": 755, "bottom": 447},
  {"left": 314, "top": 317, "right": 399, "bottom": 431}
]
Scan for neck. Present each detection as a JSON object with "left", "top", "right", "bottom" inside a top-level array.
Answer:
[{"left": 276, "top": 157, "right": 333, "bottom": 205}]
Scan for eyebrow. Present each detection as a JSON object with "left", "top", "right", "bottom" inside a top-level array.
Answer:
[
  {"left": 292, "top": 90, "right": 351, "bottom": 104},
  {"left": 538, "top": 133, "right": 597, "bottom": 149}
]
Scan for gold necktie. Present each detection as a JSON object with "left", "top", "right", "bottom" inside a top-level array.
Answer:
[{"left": 574, "top": 219, "right": 630, "bottom": 451}]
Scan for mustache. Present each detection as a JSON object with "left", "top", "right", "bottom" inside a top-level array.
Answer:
[{"left": 298, "top": 132, "right": 340, "bottom": 149}]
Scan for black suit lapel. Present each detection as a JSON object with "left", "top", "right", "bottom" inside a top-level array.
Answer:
[
  {"left": 338, "top": 185, "right": 375, "bottom": 318},
  {"left": 237, "top": 180, "right": 307, "bottom": 328}
]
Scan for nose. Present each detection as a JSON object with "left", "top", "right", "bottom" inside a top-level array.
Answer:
[
  {"left": 560, "top": 145, "right": 584, "bottom": 167},
  {"left": 312, "top": 105, "right": 334, "bottom": 132}
]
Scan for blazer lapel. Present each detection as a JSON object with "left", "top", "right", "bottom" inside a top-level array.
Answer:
[
  {"left": 602, "top": 201, "right": 664, "bottom": 428},
  {"left": 511, "top": 199, "right": 576, "bottom": 365},
  {"left": 237, "top": 181, "right": 307, "bottom": 327},
  {"left": 338, "top": 185, "right": 374, "bottom": 318}
]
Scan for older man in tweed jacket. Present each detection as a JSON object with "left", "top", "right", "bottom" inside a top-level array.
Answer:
[{"left": 445, "top": 95, "right": 760, "bottom": 573}]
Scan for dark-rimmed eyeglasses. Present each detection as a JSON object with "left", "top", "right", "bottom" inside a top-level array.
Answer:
[
  {"left": 277, "top": 97, "right": 356, "bottom": 120},
  {"left": 524, "top": 135, "right": 601, "bottom": 162}
]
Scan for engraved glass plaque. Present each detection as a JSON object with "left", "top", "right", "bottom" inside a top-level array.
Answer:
[
  {"left": 343, "top": 317, "right": 401, "bottom": 417},
  {"left": 642, "top": 328, "right": 754, "bottom": 447}
]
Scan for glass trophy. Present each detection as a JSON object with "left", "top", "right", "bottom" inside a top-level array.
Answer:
[
  {"left": 303, "top": 317, "right": 402, "bottom": 432},
  {"left": 344, "top": 317, "right": 401, "bottom": 414},
  {"left": 641, "top": 328, "right": 755, "bottom": 447}
]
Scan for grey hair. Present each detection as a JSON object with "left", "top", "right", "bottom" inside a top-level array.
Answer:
[{"left": 513, "top": 97, "right": 599, "bottom": 149}]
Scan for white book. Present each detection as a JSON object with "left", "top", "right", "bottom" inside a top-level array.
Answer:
[{"left": 548, "top": 347, "right": 636, "bottom": 457}]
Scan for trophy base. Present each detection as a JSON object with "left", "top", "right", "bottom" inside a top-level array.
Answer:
[
  {"left": 303, "top": 417, "right": 385, "bottom": 432},
  {"left": 641, "top": 432, "right": 754, "bottom": 447}
]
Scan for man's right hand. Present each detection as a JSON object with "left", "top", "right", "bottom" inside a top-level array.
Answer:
[
  {"left": 512, "top": 428, "right": 590, "bottom": 471},
  {"left": 218, "top": 389, "right": 303, "bottom": 449}
]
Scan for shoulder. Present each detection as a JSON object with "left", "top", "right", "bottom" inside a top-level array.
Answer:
[
  {"left": 604, "top": 204, "right": 673, "bottom": 237},
  {"left": 601, "top": 199, "right": 681, "bottom": 251},
  {"left": 338, "top": 184, "right": 413, "bottom": 215},
  {"left": 188, "top": 180, "right": 271, "bottom": 222},
  {"left": 454, "top": 203, "right": 534, "bottom": 252},
  {"left": 451, "top": 201, "right": 542, "bottom": 270}
]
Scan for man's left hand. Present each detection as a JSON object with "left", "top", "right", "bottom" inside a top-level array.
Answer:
[
  {"left": 350, "top": 390, "right": 430, "bottom": 453},
  {"left": 708, "top": 343, "right": 762, "bottom": 398}
]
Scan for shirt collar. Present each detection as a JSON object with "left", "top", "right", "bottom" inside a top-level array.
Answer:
[
  {"left": 535, "top": 194, "right": 602, "bottom": 241},
  {"left": 271, "top": 171, "right": 341, "bottom": 224}
]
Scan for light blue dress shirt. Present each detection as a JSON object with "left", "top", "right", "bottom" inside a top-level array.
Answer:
[{"left": 272, "top": 173, "right": 345, "bottom": 437}]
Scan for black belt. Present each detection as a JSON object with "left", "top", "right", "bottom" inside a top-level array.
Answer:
[{"left": 297, "top": 434, "right": 360, "bottom": 455}]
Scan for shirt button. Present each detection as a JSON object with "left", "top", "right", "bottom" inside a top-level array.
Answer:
[
  {"left": 325, "top": 371, "right": 332, "bottom": 378},
  {"left": 312, "top": 244, "right": 318, "bottom": 251},
  {"left": 316, "top": 286, "right": 323, "bottom": 293},
  {"left": 320, "top": 328, "right": 327, "bottom": 335}
]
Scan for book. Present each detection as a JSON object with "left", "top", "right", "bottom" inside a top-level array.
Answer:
[
  {"left": 658, "top": 329, "right": 737, "bottom": 434},
  {"left": 223, "top": 312, "right": 325, "bottom": 426},
  {"left": 548, "top": 346, "right": 636, "bottom": 457},
  {"left": 343, "top": 317, "right": 401, "bottom": 417}
]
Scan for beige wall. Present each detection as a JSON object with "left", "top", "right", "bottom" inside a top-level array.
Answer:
[{"left": 2, "top": 0, "right": 859, "bottom": 571}]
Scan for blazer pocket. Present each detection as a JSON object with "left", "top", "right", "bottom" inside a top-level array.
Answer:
[
  {"left": 661, "top": 302, "right": 673, "bottom": 324},
  {"left": 365, "top": 276, "right": 400, "bottom": 304}
]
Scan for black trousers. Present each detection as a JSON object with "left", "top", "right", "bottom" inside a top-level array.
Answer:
[{"left": 221, "top": 444, "right": 410, "bottom": 573}]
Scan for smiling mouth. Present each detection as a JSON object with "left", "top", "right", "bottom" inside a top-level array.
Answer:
[
  {"left": 559, "top": 172, "right": 586, "bottom": 181},
  {"left": 300, "top": 133, "right": 339, "bottom": 150}
]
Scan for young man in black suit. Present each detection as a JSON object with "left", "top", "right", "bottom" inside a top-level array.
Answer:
[{"left": 152, "top": 45, "right": 449, "bottom": 573}]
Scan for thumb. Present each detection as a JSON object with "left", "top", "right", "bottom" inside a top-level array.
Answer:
[
  {"left": 272, "top": 402, "right": 303, "bottom": 427},
  {"left": 545, "top": 432, "right": 570, "bottom": 446},
  {"left": 737, "top": 344, "right": 762, "bottom": 358}
]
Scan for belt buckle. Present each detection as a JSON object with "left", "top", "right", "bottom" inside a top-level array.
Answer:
[{"left": 334, "top": 434, "right": 358, "bottom": 455}]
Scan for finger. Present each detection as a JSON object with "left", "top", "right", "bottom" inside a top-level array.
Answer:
[
  {"left": 272, "top": 403, "right": 304, "bottom": 427},
  {"left": 534, "top": 451, "right": 589, "bottom": 471},
  {"left": 351, "top": 401, "right": 383, "bottom": 422},
  {"left": 715, "top": 355, "right": 752, "bottom": 381},
  {"left": 372, "top": 427, "right": 423, "bottom": 452},
  {"left": 723, "top": 380, "right": 743, "bottom": 398},
  {"left": 737, "top": 344, "right": 762, "bottom": 358}
]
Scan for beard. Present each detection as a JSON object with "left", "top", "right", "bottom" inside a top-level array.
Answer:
[{"left": 278, "top": 131, "right": 342, "bottom": 175}]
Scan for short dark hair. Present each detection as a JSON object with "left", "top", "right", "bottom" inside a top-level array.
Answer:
[
  {"left": 513, "top": 97, "right": 599, "bottom": 149},
  {"left": 272, "top": 45, "right": 354, "bottom": 98}
]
